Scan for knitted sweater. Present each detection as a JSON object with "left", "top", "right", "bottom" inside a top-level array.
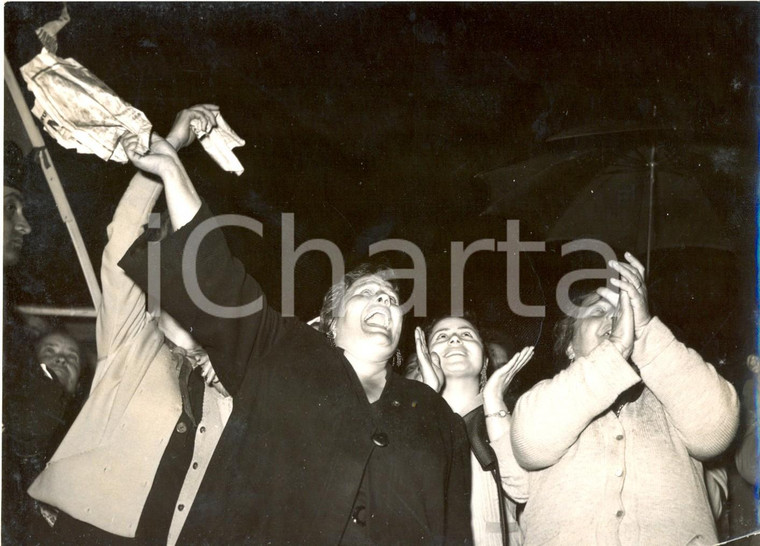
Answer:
[{"left": 511, "top": 317, "right": 739, "bottom": 545}]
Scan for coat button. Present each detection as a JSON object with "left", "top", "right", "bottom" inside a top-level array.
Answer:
[
  {"left": 615, "top": 468, "right": 624, "bottom": 477},
  {"left": 178, "top": 504, "right": 185, "bottom": 511},
  {"left": 192, "top": 462, "right": 199, "bottom": 470},
  {"left": 616, "top": 510, "right": 625, "bottom": 518},
  {"left": 351, "top": 505, "right": 366, "bottom": 526},
  {"left": 616, "top": 434, "right": 624, "bottom": 440},
  {"left": 176, "top": 422, "right": 188, "bottom": 434},
  {"left": 372, "top": 432, "right": 389, "bottom": 447},
  {"left": 199, "top": 426, "right": 206, "bottom": 433}
]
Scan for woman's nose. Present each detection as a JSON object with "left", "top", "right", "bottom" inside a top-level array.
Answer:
[
  {"left": 448, "top": 335, "right": 462, "bottom": 345},
  {"left": 376, "top": 293, "right": 389, "bottom": 305}
]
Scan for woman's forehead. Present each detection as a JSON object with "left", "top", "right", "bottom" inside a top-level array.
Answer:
[
  {"left": 430, "top": 317, "right": 481, "bottom": 339},
  {"left": 351, "top": 275, "right": 396, "bottom": 293}
]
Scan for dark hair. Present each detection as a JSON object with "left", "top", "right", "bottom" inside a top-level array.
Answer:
[
  {"left": 421, "top": 311, "right": 482, "bottom": 343},
  {"left": 479, "top": 326, "right": 516, "bottom": 358},
  {"left": 318, "top": 263, "right": 399, "bottom": 335},
  {"left": 421, "top": 312, "right": 489, "bottom": 376}
]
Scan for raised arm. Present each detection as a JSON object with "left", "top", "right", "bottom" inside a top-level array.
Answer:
[
  {"left": 511, "top": 291, "right": 640, "bottom": 470},
  {"left": 632, "top": 317, "right": 739, "bottom": 458},
  {"left": 119, "top": 117, "right": 290, "bottom": 395},
  {"left": 93, "top": 173, "right": 163, "bottom": 389},
  {"left": 482, "top": 347, "right": 533, "bottom": 501},
  {"left": 121, "top": 132, "right": 200, "bottom": 231},
  {"left": 607, "top": 252, "right": 739, "bottom": 458},
  {"left": 511, "top": 342, "right": 640, "bottom": 470},
  {"left": 94, "top": 106, "right": 218, "bottom": 388}
]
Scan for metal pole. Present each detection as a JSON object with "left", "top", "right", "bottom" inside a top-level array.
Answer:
[
  {"left": 646, "top": 145, "right": 655, "bottom": 278},
  {"left": 4, "top": 55, "right": 101, "bottom": 308}
]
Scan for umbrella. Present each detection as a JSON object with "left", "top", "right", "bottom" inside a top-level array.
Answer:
[{"left": 478, "top": 125, "right": 754, "bottom": 274}]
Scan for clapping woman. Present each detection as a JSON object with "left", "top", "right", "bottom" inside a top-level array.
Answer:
[
  {"left": 510, "top": 253, "right": 739, "bottom": 545},
  {"left": 414, "top": 315, "right": 533, "bottom": 546}
]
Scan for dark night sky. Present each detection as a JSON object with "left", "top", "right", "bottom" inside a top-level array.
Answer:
[{"left": 4, "top": 3, "right": 759, "bottom": 382}]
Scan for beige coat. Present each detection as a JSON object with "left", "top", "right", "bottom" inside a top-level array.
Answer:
[{"left": 29, "top": 176, "right": 230, "bottom": 539}]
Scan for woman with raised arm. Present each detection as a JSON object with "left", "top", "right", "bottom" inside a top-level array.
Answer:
[
  {"left": 413, "top": 315, "right": 532, "bottom": 546},
  {"left": 118, "top": 124, "right": 472, "bottom": 545},
  {"left": 510, "top": 253, "right": 740, "bottom": 545}
]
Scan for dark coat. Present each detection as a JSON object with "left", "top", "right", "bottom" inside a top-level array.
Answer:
[{"left": 120, "top": 203, "right": 472, "bottom": 545}]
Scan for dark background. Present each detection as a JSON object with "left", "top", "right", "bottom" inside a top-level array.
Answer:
[{"left": 4, "top": 2, "right": 758, "bottom": 387}]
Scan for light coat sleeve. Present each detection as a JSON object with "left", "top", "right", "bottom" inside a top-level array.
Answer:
[
  {"left": 633, "top": 317, "right": 739, "bottom": 459},
  {"left": 92, "top": 174, "right": 163, "bottom": 390},
  {"left": 510, "top": 342, "right": 640, "bottom": 470},
  {"left": 490, "top": 421, "right": 530, "bottom": 503}
]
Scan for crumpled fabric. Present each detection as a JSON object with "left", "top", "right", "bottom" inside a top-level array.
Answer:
[
  {"left": 191, "top": 112, "right": 246, "bottom": 175},
  {"left": 21, "top": 43, "right": 245, "bottom": 174},
  {"left": 21, "top": 48, "right": 152, "bottom": 163}
]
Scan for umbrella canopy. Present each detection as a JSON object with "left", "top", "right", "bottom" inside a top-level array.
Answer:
[{"left": 478, "top": 127, "right": 754, "bottom": 271}]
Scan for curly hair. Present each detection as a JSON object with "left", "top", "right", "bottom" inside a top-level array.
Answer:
[
  {"left": 318, "top": 263, "right": 399, "bottom": 335},
  {"left": 553, "top": 291, "right": 606, "bottom": 368}
]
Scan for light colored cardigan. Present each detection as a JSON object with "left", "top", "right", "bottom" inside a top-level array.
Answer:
[
  {"left": 510, "top": 318, "right": 739, "bottom": 546},
  {"left": 28, "top": 176, "right": 231, "bottom": 539}
]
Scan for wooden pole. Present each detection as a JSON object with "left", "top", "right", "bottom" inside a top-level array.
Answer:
[
  {"left": 15, "top": 305, "right": 96, "bottom": 318},
  {"left": 4, "top": 55, "right": 101, "bottom": 308}
]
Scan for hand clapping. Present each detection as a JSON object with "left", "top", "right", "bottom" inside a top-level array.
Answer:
[
  {"left": 597, "top": 251, "right": 651, "bottom": 359},
  {"left": 414, "top": 326, "right": 445, "bottom": 393},
  {"left": 482, "top": 346, "right": 534, "bottom": 411}
]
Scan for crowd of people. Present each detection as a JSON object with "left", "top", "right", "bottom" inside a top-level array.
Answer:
[{"left": 2, "top": 105, "right": 753, "bottom": 545}]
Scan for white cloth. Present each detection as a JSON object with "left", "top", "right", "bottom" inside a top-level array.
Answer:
[
  {"left": 21, "top": 48, "right": 245, "bottom": 175},
  {"left": 21, "top": 48, "right": 152, "bottom": 163},
  {"left": 191, "top": 112, "right": 245, "bottom": 175}
]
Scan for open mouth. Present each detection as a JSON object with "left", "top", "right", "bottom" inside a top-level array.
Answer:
[
  {"left": 364, "top": 308, "right": 391, "bottom": 329},
  {"left": 445, "top": 349, "right": 468, "bottom": 358}
]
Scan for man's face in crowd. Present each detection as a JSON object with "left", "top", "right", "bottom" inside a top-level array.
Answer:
[
  {"left": 37, "top": 332, "right": 82, "bottom": 395},
  {"left": 4, "top": 186, "right": 31, "bottom": 267}
]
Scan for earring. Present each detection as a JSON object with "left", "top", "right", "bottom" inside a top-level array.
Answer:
[
  {"left": 393, "top": 349, "right": 403, "bottom": 368},
  {"left": 479, "top": 363, "right": 488, "bottom": 391},
  {"left": 326, "top": 330, "right": 336, "bottom": 347},
  {"left": 567, "top": 351, "right": 576, "bottom": 362}
]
